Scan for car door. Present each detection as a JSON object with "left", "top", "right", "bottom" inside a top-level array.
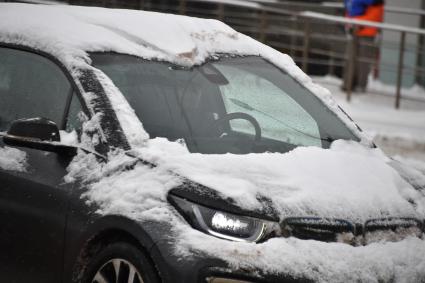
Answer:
[{"left": 0, "top": 46, "right": 78, "bottom": 283}]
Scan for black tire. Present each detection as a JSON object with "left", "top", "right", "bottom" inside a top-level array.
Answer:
[{"left": 81, "top": 242, "right": 160, "bottom": 283}]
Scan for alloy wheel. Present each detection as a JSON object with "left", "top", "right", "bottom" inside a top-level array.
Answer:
[{"left": 92, "top": 258, "right": 144, "bottom": 283}]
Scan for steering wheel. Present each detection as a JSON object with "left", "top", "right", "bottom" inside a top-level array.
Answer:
[{"left": 211, "top": 112, "right": 262, "bottom": 142}]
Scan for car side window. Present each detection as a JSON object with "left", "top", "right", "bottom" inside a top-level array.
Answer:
[{"left": 0, "top": 47, "right": 72, "bottom": 131}]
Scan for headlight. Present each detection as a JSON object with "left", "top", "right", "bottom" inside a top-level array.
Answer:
[{"left": 169, "top": 195, "right": 279, "bottom": 242}]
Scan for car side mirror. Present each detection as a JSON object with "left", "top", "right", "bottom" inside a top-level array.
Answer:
[
  {"left": 1, "top": 117, "right": 106, "bottom": 160},
  {"left": 7, "top": 117, "right": 60, "bottom": 142},
  {"left": 2, "top": 117, "right": 77, "bottom": 156}
]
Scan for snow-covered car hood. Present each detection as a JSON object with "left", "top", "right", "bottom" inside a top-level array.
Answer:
[
  {"left": 66, "top": 138, "right": 425, "bottom": 282},
  {"left": 133, "top": 139, "right": 425, "bottom": 224}
]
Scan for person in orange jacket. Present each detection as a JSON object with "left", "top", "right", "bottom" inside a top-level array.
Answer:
[{"left": 343, "top": 0, "right": 385, "bottom": 92}]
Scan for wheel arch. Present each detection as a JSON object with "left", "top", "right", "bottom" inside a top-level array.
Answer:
[{"left": 67, "top": 214, "right": 160, "bottom": 283}]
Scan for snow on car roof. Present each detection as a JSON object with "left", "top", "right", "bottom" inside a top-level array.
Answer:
[{"left": 0, "top": 3, "right": 260, "bottom": 67}]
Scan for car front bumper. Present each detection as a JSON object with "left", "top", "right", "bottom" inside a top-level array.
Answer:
[{"left": 149, "top": 238, "right": 312, "bottom": 283}]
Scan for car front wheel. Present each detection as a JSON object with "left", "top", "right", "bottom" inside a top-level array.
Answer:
[{"left": 83, "top": 242, "right": 159, "bottom": 283}]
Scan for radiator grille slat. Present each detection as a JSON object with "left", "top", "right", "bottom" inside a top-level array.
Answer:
[{"left": 281, "top": 217, "right": 423, "bottom": 245}]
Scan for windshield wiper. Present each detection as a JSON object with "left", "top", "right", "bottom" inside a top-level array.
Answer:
[{"left": 230, "top": 98, "right": 255, "bottom": 111}]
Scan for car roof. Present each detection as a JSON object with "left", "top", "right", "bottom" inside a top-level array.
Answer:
[{"left": 0, "top": 3, "right": 261, "bottom": 68}]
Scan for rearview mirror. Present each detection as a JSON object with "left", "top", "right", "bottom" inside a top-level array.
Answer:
[{"left": 7, "top": 117, "right": 60, "bottom": 142}]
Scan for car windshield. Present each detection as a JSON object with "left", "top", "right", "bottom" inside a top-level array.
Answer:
[{"left": 92, "top": 54, "right": 359, "bottom": 154}]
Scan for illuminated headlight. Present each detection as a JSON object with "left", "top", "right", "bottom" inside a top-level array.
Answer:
[{"left": 169, "top": 195, "right": 279, "bottom": 242}]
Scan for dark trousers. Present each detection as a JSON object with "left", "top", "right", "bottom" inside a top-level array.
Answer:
[{"left": 343, "top": 36, "right": 376, "bottom": 91}]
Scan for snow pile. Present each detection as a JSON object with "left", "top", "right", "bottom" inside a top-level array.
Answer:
[
  {"left": 0, "top": 146, "right": 28, "bottom": 172},
  {"left": 129, "top": 138, "right": 425, "bottom": 222},
  {"left": 394, "top": 156, "right": 425, "bottom": 175},
  {"left": 70, "top": 139, "right": 425, "bottom": 282},
  {"left": 59, "top": 130, "right": 79, "bottom": 146},
  {"left": 74, "top": 139, "right": 425, "bottom": 222},
  {"left": 66, "top": 149, "right": 182, "bottom": 220},
  {"left": 177, "top": 228, "right": 425, "bottom": 283},
  {"left": 389, "top": 158, "right": 425, "bottom": 191}
]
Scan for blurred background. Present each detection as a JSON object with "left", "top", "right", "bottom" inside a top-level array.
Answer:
[{"left": 2, "top": 0, "right": 425, "bottom": 168}]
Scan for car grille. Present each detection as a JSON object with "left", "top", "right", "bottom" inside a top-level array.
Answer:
[{"left": 281, "top": 217, "right": 423, "bottom": 245}]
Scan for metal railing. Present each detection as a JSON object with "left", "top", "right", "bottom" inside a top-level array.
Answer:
[
  {"left": 322, "top": 2, "right": 425, "bottom": 18},
  {"left": 7, "top": 0, "right": 425, "bottom": 109},
  {"left": 299, "top": 11, "right": 425, "bottom": 108}
]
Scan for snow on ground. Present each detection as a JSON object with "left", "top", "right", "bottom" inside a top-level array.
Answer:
[
  {"left": 368, "top": 78, "right": 425, "bottom": 101},
  {"left": 313, "top": 75, "right": 425, "bottom": 164}
]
